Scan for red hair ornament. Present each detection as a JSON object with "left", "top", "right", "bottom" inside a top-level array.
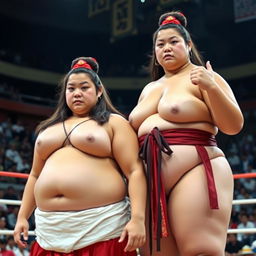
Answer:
[
  {"left": 161, "top": 15, "right": 181, "bottom": 26},
  {"left": 72, "top": 60, "right": 93, "bottom": 70}
]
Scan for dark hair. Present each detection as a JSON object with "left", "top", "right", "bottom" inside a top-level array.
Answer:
[
  {"left": 149, "top": 11, "right": 205, "bottom": 81},
  {"left": 36, "top": 57, "right": 122, "bottom": 134}
]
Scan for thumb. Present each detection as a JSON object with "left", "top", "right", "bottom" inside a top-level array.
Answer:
[
  {"left": 206, "top": 60, "right": 213, "bottom": 71},
  {"left": 118, "top": 229, "right": 127, "bottom": 242}
]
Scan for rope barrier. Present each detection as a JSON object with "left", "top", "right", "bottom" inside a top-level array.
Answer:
[
  {"left": 0, "top": 199, "right": 22, "bottom": 205},
  {"left": 0, "top": 171, "right": 29, "bottom": 179},
  {"left": 1, "top": 171, "right": 256, "bottom": 180},
  {"left": 0, "top": 230, "right": 35, "bottom": 236},
  {"left": 233, "top": 172, "right": 256, "bottom": 179},
  {"left": 1, "top": 198, "right": 256, "bottom": 206},
  {"left": 232, "top": 198, "right": 256, "bottom": 205},
  {"left": 0, "top": 228, "right": 255, "bottom": 236},
  {"left": 228, "top": 228, "right": 256, "bottom": 234}
]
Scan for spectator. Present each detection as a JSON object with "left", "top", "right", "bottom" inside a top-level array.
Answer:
[
  {"left": 13, "top": 246, "right": 30, "bottom": 256},
  {"left": 0, "top": 189, "right": 8, "bottom": 214},
  {"left": 4, "top": 143, "right": 22, "bottom": 170},
  {"left": 6, "top": 236, "right": 18, "bottom": 252},
  {"left": 11, "top": 120, "right": 24, "bottom": 139},
  {"left": 238, "top": 244, "right": 255, "bottom": 255},
  {"left": 225, "top": 233, "right": 243, "bottom": 255},
  {"left": 228, "top": 151, "right": 242, "bottom": 172},
  {"left": 0, "top": 217, "right": 8, "bottom": 240},
  {"left": 6, "top": 207, "right": 19, "bottom": 230},
  {"left": 0, "top": 238, "right": 15, "bottom": 256},
  {"left": 237, "top": 213, "right": 255, "bottom": 245}
]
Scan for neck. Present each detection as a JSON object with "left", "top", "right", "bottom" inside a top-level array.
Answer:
[
  {"left": 70, "top": 114, "right": 90, "bottom": 119},
  {"left": 164, "top": 61, "right": 192, "bottom": 77}
]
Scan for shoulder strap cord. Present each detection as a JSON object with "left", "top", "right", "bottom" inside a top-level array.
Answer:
[{"left": 62, "top": 118, "right": 92, "bottom": 147}]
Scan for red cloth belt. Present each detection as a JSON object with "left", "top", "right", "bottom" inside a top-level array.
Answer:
[
  {"left": 30, "top": 237, "right": 136, "bottom": 256},
  {"left": 138, "top": 127, "right": 219, "bottom": 252}
]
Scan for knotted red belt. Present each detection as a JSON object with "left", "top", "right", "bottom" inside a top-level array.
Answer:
[{"left": 138, "top": 127, "right": 219, "bottom": 252}]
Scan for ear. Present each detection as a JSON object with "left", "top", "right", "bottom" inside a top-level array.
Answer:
[
  {"left": 97, "top": 85, "right": 103, "bottom": 98},
  {"left": 187, "top": 40, "right": 193, "bottom": 52}
]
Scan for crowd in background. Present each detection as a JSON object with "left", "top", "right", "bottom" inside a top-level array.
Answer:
[{"left": 0, "top": 110, "right": 256, "bottom": 255}]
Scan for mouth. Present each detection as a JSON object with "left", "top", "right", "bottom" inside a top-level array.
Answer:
[
  {"left": 163, "top": 54, "right": 174, "bottom": 60},
  {"left": 73, "top": 100, "right": 83, "bottom": 104}
]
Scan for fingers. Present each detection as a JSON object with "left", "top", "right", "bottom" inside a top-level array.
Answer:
[
  {"left": 118, "top": 229, "right": 127, "bottom": 243},
  {"left": 123, "top": 233, "right": 146, "bottom": 252},
  {"left": 14, "top": 231, "right": 28, "bottom": 249},
  {"left": 120, "top": 221, "right": 146, "bottom": 252},
  {"left": 190, "top": 62, "right": 213, "bottom": 87},
  {"left": 14, "top": 225, "right": 28, "bottom": 249},
  {"left": 190, "top": 67, "right": 201, "bottom": 85}
]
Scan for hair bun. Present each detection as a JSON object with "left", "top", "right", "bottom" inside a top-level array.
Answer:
[
  {"left": 158, "top": 11, "right": 187, "bottom": 27},
  {"left": 71, "top": 57, "right": 99, "bottom": 73}
]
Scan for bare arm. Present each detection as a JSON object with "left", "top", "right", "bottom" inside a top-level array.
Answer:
[
  {"left": 190, "top": 61, "right": 244, "bottom": 135},
  {"left": 110, "top": 114, "right": 147, "bottom": 251},
  {"left": 13, "top": 139, "right": 45, "bottom": 248}
]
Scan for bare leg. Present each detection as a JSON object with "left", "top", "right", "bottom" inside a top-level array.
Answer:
[
  {"left": 139, "top": 203, "right": 179, "bottom": 256},
  {"left": 168, "top": 157, "right": 233, "bottom": 256}
]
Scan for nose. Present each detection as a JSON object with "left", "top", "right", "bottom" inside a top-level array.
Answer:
[
  {"left": 163, "top": 43, "right": 172, "bottom": 52},
  {"left": 74, "top": 88, "right": 82, "bottom": 97}
]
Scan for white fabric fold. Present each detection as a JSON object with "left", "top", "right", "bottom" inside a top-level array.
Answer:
[{"left": 34, "top": 198, "right": 130, "bottom": 253}]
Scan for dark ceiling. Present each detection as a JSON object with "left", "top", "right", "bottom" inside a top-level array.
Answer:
[{"left": 0, "top": 0, "right": 256, "bottom": 77}]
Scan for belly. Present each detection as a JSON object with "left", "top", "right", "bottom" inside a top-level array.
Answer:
[
  {"left": 137, "top": 114, "right": 218, "bottom": 137},
  {"left": 160, "top": 145, "right": 225, "bottom": 193},
  {"left": 34, "top": 148, "right": 126, "bottom": 211}
]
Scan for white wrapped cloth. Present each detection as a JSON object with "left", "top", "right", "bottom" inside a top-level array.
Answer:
[{"left": 34, "top": 198, "right": 130, "bottom": 253}]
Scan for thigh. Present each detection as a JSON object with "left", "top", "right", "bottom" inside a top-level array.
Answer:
[
  {"left": 139, "top": 236, "right": 179, "bottom": 256},
  {"left": 139, "top": 203, "right": 180, "bottom": 256},
  {"left": 168, "top": 156, "right": 233, "bottom": 254}
]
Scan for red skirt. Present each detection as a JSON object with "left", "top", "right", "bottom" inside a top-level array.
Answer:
[{"left": 30, "top": 238, "right": 137, "bottom": 256}]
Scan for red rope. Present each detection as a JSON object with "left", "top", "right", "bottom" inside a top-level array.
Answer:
[
  {"left": 0, "top": 171, "right": 29, "bottom": 179},
  {"left": 0, "top": 171, "right": 256, "bottom": 180},
  {"left": 233, "top": 172, "right": 256, "bottom": 179}
]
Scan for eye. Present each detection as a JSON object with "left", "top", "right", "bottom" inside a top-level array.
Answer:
[
  {"left": 156, "top": 43, "right": 164, "bottom": 47},
  {"left": 171, "top": 40, "right": 178, "bottom": 44},
  {"left": 81, "top": 86, "right": 88, "bottom": 91},
  {"left": 67, "top": 87, "right": 74, "bottom": 92}
]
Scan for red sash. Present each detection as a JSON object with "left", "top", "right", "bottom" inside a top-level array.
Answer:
[
  {"left": 139, "top": 127, "right": 219, "bottom": 252},
  {"left": 30, "top": 238, "right": 136, "bottom": 256}
]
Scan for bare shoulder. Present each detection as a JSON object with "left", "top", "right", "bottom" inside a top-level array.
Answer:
[
  {"left": 139, "top": 80, "right": 162, "bottom": 101},
  {"left": 109, "top": 114, "right": 131, "bottom": 127},
  {"left": 142, "top": 80, "right": 162, "bottom": 93},
  {"left": 108, "top": 114, "right": 137, "bottom": 137},
  {"left": 212, "top": 71, "right": 232, "bottom": 90}
]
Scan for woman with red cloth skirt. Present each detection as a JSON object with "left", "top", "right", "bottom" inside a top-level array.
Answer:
[
  {"left": 129, "top": 11, "right": 243, "bottom": 256},
  {"left": 14, "top": 57, "right": 146, "bottom": 255}
]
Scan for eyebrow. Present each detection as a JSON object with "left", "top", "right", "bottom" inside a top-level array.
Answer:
[
  {"left": 67, "top": 81, "right": 89, "bottom": 86},
  {"left": 156, "top": 36, "right": 179, "bottom": 42}
]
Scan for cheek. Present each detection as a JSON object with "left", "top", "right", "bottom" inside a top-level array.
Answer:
[
  {"left": 155, "top": 47, "right": 162, "bottom": 56},
  {"left": 155, "top": 48, "right": 163, "bottom": 62},
  {"left": 176, "top": 44, "right": 188, "bottom": 55},
  {"left": 86, "top": 89, "right": 98, "bottom": 99},
  {"left": 65, "top": 93, "right": 72, "bottom": 105}
]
